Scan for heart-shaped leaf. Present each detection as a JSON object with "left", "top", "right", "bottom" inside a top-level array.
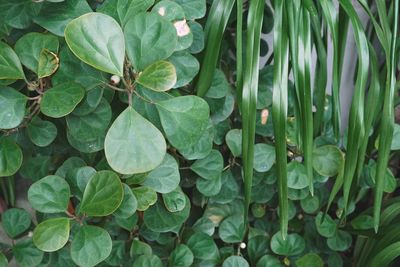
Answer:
[
  {"left": 0, "top": 138, "right": 23, "bottom": 177},
  {"left": 0, "top": 42, "right": 25, "bottom": 79},
  {"left": 114, "top": 184, "right": 137, "bottom": 218},
  {"left": 33, "top": 217, "right": 70, "bottom": 252},
  {"left": 27, "top": 116, "right": 58, "bottom": 147},
  {"left": 0, "top": 87, "right": 27, "bottom": 129},
  {"left": 65, "top": 13, "right": 125, "bottom": 76},
  {"left": 132, "top": 186, "right": 157, "bottom": 211},
  {"left": 312, "top": 145, "right": 344, "bottom": 177},
  {"left": 1, "top": 208, "right": 31, "bottom": 238},
  {"left": 190, "top": 149, "right": 223, "bottom": 180},
  {"left": 270, "top": 231, "right": 305, "bottom": 256},
  {"left": 80, "top": 170, "right": 123, "bottom": 216},
  {"left": 137, "top": 61, "right": 177, "bottom": 91},
  {"left": 105, "top": 106, "right": 166, "bottom": 175},
  {"left": 222, "top": 256, "right": 250, "bottom": 267}
]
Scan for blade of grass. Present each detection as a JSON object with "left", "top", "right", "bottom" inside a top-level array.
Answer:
[
  {"left": 236, "top": 0, "right": 243, "bottom": 109},
  {"left": 195, "top": 0, "right": 235, "bottom": 97},
  {"left": 373, "top": 0, "right": 399, "bottom": 232},
  {"left": 369, "top": 241, "right": 400, "bottom": 267},
  {"left": 242, "top": 0, "right": 265, "bottom": 227},
  {"left": 272, "top": 0, "right": 290, "bottom": 240}
]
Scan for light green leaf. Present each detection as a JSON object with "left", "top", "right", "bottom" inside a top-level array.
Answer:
[
  {"left": 191, "top": 149, "right": 223, "bottom": 180},
  {"left": 0, "top": 138, "right": 23, "bottom": 177},
  {"left": 142, "top": 154, "right": 180, "bottom": 194},
  {"left": 391, "top": 124, "right": 400, "bottom": 150},
  {"left": 196, "top": 175, "right": 222, "bottom": 197},
  {"left": 1, "top": 208, "right": 31, "bottom": 238},
  {"left": 137, "top": 61, "right": 177, "bottom": 92},
  {"left": 132, "top": 254, "right": 163, "bottom": 267},
  {"left": 0, "top": 41, "right": 25, "bottom": 79},
  {"left": 33, "top": 218, "right": 70, "bottom": 252},
  {"left": 226, "top": 129, "right": 242, "bottom": 157},
  {"left": 312, "top": 145, "right": 343, "bottom": 177},
  {"left": 162, "top": 187, "right": 186, "bottom": 212},
  {"left": 27, "top": 116, "right": 58, "bottom": 147},
  {"left": 205, "top": 69, "right": 230, "bottom": 99},
  {"left": 185, "top": 232, "right": 220, "bottom": 261},
  {"left": 300, "top": 194, "right": 320, "bottom": 214},
  {"left": 256, "top": 255, "right": 282, "bottom": 267},
  {"left": 124, "top": 12, "right": 177, "bottom": 71},
  {"left": 168, "top": 51, "right": 200, "bottom": 88},
  {"left": 65, "top": 13, "right": 125, "bottom": 76},
  {"left": 71, "top": 225, "right": 112, "bottom": 267},
  {"left": 287, "top": 161, "right": 308, "bottom": 189},
  {"left": 169, "top": 244, "right": 194, "bottom": 267},
  {"left": 296, "top": 253, "right": 324, "bottom": 267},
  {"left": 114, "top": 184, "right": 137, "bottom": 218},
  {"left": 179, "top": 121, "right": 214, "bottom": 160},
  {"left": 28, "top": 175, "right": 70, "bottom": 213},
  {"left": 253, "top": 143, "right": 275, "bottom": 172},
  {"left": 157, "top": 95, "right": 210, "bottom": 150},
  {"left": 315, "top": 212, "right": 337, "bottom": 238},
  {"left": 219, "top": 215, "right": 245, "bottom": 243},
  {"left": 174, "top": 0, "right": 206, "bottom": 19},
  {"left": 0, "top": 87, "right": 27, "bottom": 129},
  {"left": 0, "top": 1, "right": 41, "bottom": 30},
  {"left": 132, "top": 186, "right": 158, "bottom": 211},
  {"left": 144, "top": 195, "right": 190, "bottom": 233},
  {"left": 38, "top": 49, "right": 60, "bottom": 78},
  {"left": 40, "top": 82, "right": 85, "bottom": 118},
  {"left": 153, "top": 0, "right": 185, "bottom": 21},
  {"left": 80, "top": 170, "right": 123, "bottom": 216},
  {"left": 13, "top": 239, "right": 44, "bottom": 267},
  {"left": 105, "top": 106, "right": 166, "bottom": 175},
  {"left": 270, "top": 232, "right": 305, "bottom": 256},
  {"left": 222, "top": 256, "right": 250, "bottom": 267},
  {"left": 66, "top": 166, "right": 96, "bottom": 200},
  {"left": 14, "top": 32, "right": 59, "bottom": 74},
  {"left": 327, "top": 230, "right": 352, "bottom": 252}
]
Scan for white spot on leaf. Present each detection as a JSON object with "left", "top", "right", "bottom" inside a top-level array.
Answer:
[
  {"left": 158, "top": 7, "right": 166, "bottom": 16},
  {"left": 174, "top": 19, "right": 190, "bottom": 37}
]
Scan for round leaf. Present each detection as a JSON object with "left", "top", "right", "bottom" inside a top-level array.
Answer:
[
  {"left": 296, "top": 253, "right": 324, "bottom": 267},
  {"left": 327, "top": 230, "right": 352, "bottom": 252},
  {"left": 190, "top": 149, "right": 223, "bottom": 180},
  {"left": 13, "top": 239, "right": 44, "bottom": 267},
  {"left": 105, "top": 106, "right": 166, "bottom": 175},
  {"left": 33, "top": 218, "right": 70, "bottom": 252},
  {"left": 157, "top": 95, "right": 210, "bottom": 150},
  {"left": 312, "top": 145, "right": 343, "bottom": 177},
  {"left": 226, "top": 129, "right": 242, "bottom": 157},
  {"left": 270, "top": 232, "right": 305, "bottom": 256},
  {"left": 256, "top": 255, "right": 282, "bottom": 267},
  {"left": 185, "top": 232, "right": 220, "bottom": 261},
  {"left": 287, "top": 161, "right": 308, "bottom": 189},
  {"left": 219, "top": 215, "right": 245, "bottom": 243},
  {"left": 0, "top": 138, "right": 23, "bottom": 177},
  {"left": 80, "top": 170, "right": 124, "bottom": 216},
  {"left": 253, "top": 143, "right": 275, "bottom": 172},
  {"left": 0, "top": 87, "right": 27, "bottom": 129},
  {"left": 162, "top": 187, "right": 187, "bottom": 212},
  {"left": 65, "top": 13, "right": 125, "bottom": 76},
  {"left": 114, "top": 184, "right": 137, "bottom": 218},
  {"left": 132, "top": 254, "right": 163, "bottom": 267},
  {"left": 169, "top": 244, "right": 194, "bottom": 267},
  {"left": 222, "top": 256, "right": 250, "bottom": 267},
  {"left": 40, "top": 82, "right": 85, "bottom": 118},
  {"left": 136, "top": 61, "right": 177, "bottom": 92},
  {"left": 315, "top": 212, "right": 337, "bottom": 238},
  {"left": 132, "top": 186, "right": 157, "bottom": 211},
  {"left": 0, "top": 42, "right": 25, "bottom": 79},
  {"left": 71, "top": 225, "right": 112, "bottom": 267},
  {"left": 28, "top": 175, "right": 71, "bottom": 213},
  {"left": 1, "top": 208, "right": 31, "bottom": 238},
  {"left": 27, "top": 116, "right": 58, "bottom": 147},
  {"left": 168, "top": 51, "right": 200, "bottom": 88}
]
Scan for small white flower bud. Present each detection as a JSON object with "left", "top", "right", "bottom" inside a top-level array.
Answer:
[
  {"left": 110, "top": 75, "right": 121, "bottom": 85},
  {"left": 239, "top": 242, "right": 246, "bottom": 249}
]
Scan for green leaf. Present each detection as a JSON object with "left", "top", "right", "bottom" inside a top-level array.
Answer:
[
  {"left": 270, "top": 231, "right": 305, "bottom": 256},
  {"left": 0, "top": 87, "right": 27, "bottom": 129},
  {"left": 1, "top": 208, "right": 31, "bottom": 238},
  {"left": 153, "top": 0, "right": 185, "bottom": 21},
  {"left": 114, "top": 184, "right": 137, "bottom": 218},
  {"left": 71, "top": 225, "right": 112, "bottom": 267},
  {"left": 124, "top": 12, "right": 177, "bottom": 71},
  {"left": 188, "top": 21, "right": 205, "bottom": 54},
  {"left": 65, "top": 13, "right": 125, "bottom": 76},
  {"left": 38, "top": 49, "right": 60, "bottom": 78},
  {"left": 226, "top": 129, "right": 242, "bottom": 157},
  {"left": 253, "top": 143, "right": 275, "bottom": 172},
  {"left": 391, "top": 124, "right": 400, "bottom": 150},
  {"left": 326, "top": 230, "right": 352, "bottom": 252},
  {"left": 27, "top": 116, "right": 58, "bottom": 147},
  {"left": 137, "top": 61, "right": 177, "bottom": 92},
  {"left": 169, "top": 244, "right": 194, "bottom": 267},
  {"left": 13, "top": 238, "right": 44, "bottom": 267},
  {"left": 196, "top": 175, "right": 222, "bottom": 197},
  {"left": 312, "top": 145, "right": 343, "bottom": 177},
  {"left": 0, "top": 138, "right": 23, "bottom": 177},
  {"left": 296, "top": 253, "right": 324, "bottom": 267},
  {"left": 287, "top": 161, "right": 308, "bottom": 189},
  {"left": 130, "top": 239, "right": 152, "bottom": 257},
  {"left": 300, "top": 194, "right": 320, "bottom": 214},
  {"left": 132, "top": 254, "right": 163, "bottom": 267},
  {"left": 132, "top": 186, "right": 157, "bottom": 211},
  {"left": 174, "top": 0, "right": 206, "bottom": 19},
  {"left": 0, "top": 41, "right": 25, "bottom": 80},
  {"left": 222, "top": 256, "right": 250, "bottom": 267},
  {"left": 315, "top": 212, "right": 336, "bottom": 238},
  {"left": 28, "top": 175, "right": 70, "bottom": 213},
  {"left": 157, "top": 95, "right": 209, "bottom": 150},
  {"left": 14, "top": 32, "right": 59, "bottom": 74},
  {"left": 105, "top": 106, "right": 166, "bottom": 175},
  {"left": 256, "top": 255, "right": 282, "bottom": 267},
  {"left": 168, "top": 51, "right": 199, "bottom": 88},
  {"left": 185, "top": 232, "right": 220, "bottom": 261},
  {"left": 190, "top": 149, "right": 223, "bottom": 180},
  {"left": 142, "top": 154, "right": 180, "bottom": 194},
  {"left": 0, "top": 252, "right": 8, "bottom": 267},
  {"left": 219, "top": 215, "right": 245, "bottom": 243},
  {"left": 40, "top": 82, "right": 85, "bottom": 118},
  {"left": 205, "top": 69, "right": 230, "bottom": 99},
  {"left": 210, "top": 170, "right": 240, "bottom": 204},
  {"left": 0, "top": 1, "right": 41, "bottom": 29},
  {"left": 66, "top": 166, "right": 96, "bottom": 200},
  {"left": 162, "top": 187, "right": 186, "bottom": 212},
  {"left": 33, "top": 218, "right": 70, "bottom": 252},
  {"left": 144, "top": 195, "right": 190, "bottom": 233},
  {"left": 80, "top": 170, "right": 123, "bottom": 216},
  {"left": 179, "top": 121, "right": 214, "bottom": 160},
  {"left": 247, "top": 235, "right": 270, "bottom": 264}
]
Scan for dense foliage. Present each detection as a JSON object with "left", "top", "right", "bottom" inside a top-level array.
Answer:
[{"left": 0, "top": 0, "right": 399, "bottom": 266}]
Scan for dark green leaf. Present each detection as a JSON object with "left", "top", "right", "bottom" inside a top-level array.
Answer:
[
  {"left": 0, "top": 138, "right": 23, "bottom": 177},
  {"left": 1, "top": 208, "right": 31, "bottom": 238},
  {"left": 0, "top": 87, "right": 27, "bottom": 129},
  {"left": 27, "top": 116, "right": 57, "bottom": 147}
]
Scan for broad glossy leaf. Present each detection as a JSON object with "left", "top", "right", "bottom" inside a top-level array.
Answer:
[
  {"left": 175, "top": 0, "right": 206, "bottom": 19},
  {"left": 0, "top": 138, "right": 23, "bottom": 177},
  {"left": 326, "top": 230, "right": 352, "bottom": 252},
  {"left": 312, "top": 145, "right": 343, "bottom": 177},
  {"left": 226, "top": 129, "right": 242, "bottom": 157},
  {"left": 137, "top": 61, "right": 177, "bottom": 92},
  {"left": 270, "top": 232, "right": 305, "bottom": 256},
  {"left": 116, "top": 213, "right": 138, "bottom": 231},
  {"left": 105, "top": 107, "right": 166, "bottom": 175},
  {"left": 80, "top": 170, "right": 123, "bottom": 216},
  {"left": 71, "top": 225, "right": 112, "bottom": 267},
  {"left": 34, "top": 0, "right": 91, "bottom": 36},
  {"left": 144, "top": 195, "right": 190, "bottom": 233},
  {"left": 168, "top": 51, "right": 200, "bottom": 88},
  {"left": 99, "top": 0, "right": 154, "bottom": 26},
  {"left": 67, "top": 130, "right": 105, "bottom": 153},
  {"left": 169, "top": 244, "right": 194, "bottom": 267},
  {"left": 315, "top": 212, "right": 336, "bottom": 238},
  {"left": 27, "top": 116, "right": 57, "bottom": 147},
  {"left": 28, "top": 175, "right": 70, "bottom": 213},
  {"left": 185, "top": 232, "right": 220, "bottom": 261},
  {"left": 190, "top": 149, "right": 223, "bottom": 180},
  {"left": 0, "top": 43, "right": 24, "bottom": 79},
  {"left": 253, "top": 143, "right": 275, "bottom": 172},
  {"left": 38, "top": 49, "right": 60, "bottom": 78},
  {"left": 55, "top": 157, "right": 86, "bottom": 178},
  {"left": 179, "top": 122, "right": 214, "bottom": 160},
  {"left": 13, "top": 239, "right": 44, "bottom": 267},
  {"left": 0, "top": 87, "right": 27, "bottom": 129},
  {"left": 0, "top": 1, "right": 41, "bottom": 29},
  {"left": 114, "top": 184, "right": 137, "bottom": 218},
  {"left": 222, "top": 256, "right": 250, "bottom": 267},
  {"left": 256, "top": 255, "right": 282, "bottom": 267},
  {"left": 132, "top": 254, "right": 163, "bottom": 267},
  {"left": 157, "top": 95, "right": 209, "bottom": 150},
  {"left": 40, "top": 82, "right": 85, "bottom": 118},
  {"left": 153, "top": 0, "right": 185, "bottom": 21},
  {"left": 14, "top": 32, "right": 59, "bottom": 74},
  {"left": 296, "top": 253, "right": 324, "bottom": 267},
  {"left": 142, "top": 154, "right": 180, "bottom": 194},
  {"left": 1, "top": 208, "right": 31, "bottom": 238},
  {"left": 66, "top": 166, "right": 96, "bottom": 200},
  {"left": 163, "top": 187, "right": 186, "bottom": 212},
  {"left": 33, "top": 218, "right": 70, "bottom": 252},
  {"left": 300, "top": 195, "right": 320, "bottom": 214},
  {"left": 124, "top": 12, "right": 177, "bottom": 71},
  {"left": 132, "top": 186, "right": 157, "bottom": 211},
  {"left": 287, "top": 161, "right": 308, "bottom": 189},
  {"left": 219, "top": 215, "right": 245, "bottom": 243},
  {"left": 65, "top": 13, "right": 125, "bottom": 76},
  {"left": 130, "top": 239, "right": 152, "bottom": 257},
  {"left": 196, "top": 175, "right": 222, "bottom": 197}
]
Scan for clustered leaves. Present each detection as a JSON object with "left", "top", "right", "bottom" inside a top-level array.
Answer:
[{"left": 0, "top": 0, "right": 399, "bottom": 267}]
